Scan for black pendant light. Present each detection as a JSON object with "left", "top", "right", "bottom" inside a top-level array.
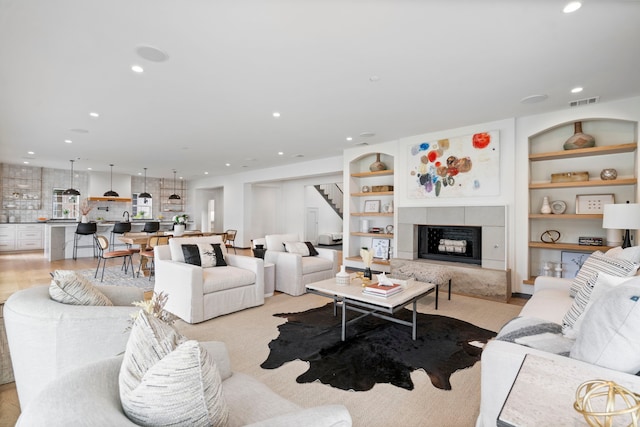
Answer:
[
  {"left": 168, "top": 169, "right": 181, "bottom": 200},
  {"left": 139, "top": 167, "right": 152, "bottom": 199},
  {"left": 103, "top": 164, "right": 119, "bottom": 197},
  {"left": 62, "top": 159, "right": 80, "bottom": 196}
]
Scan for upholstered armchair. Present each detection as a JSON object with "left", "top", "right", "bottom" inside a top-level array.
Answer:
[
  {"left": 264, "top": 233, "right": 338, "bottom": 296},
  {"left": 154, "top": 235, "right": 264, "bottom": 324}
]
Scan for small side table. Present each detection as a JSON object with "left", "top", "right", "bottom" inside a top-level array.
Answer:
[
  {"left": 498, "top": 354, "right": 640, "bottom": 427},
  {"left": 264, "top": 262, "right": 275, "bottom": 297}
]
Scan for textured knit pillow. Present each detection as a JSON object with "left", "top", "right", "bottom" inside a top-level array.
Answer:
[
  {"left": 568, "top": 251, "right": 638, "bottom": 297},
  {"left": 284, "top": 241, "right": 318, "bottom": 256},
  {"left": 606, "top": 245, "right": 640, "bottom": 264},
  {"left": 119, "top": 311, "right": 229, "bottom": 427},
  {"left": 49, "top": 270, "right": 113, "bottom": 306},
  {"left": 571, "top": 280, "right": 640, "bottom": 373},
  {"left": 181, "top": 243, "right": 226, "bottom": 267},
  {"left": 562, "top": 272, "right": 598, "bottom": 336}
]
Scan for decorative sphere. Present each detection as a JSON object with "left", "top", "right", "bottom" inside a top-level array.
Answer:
[{"left": 600, "top": 168, "right": 618, "bottom": 180}]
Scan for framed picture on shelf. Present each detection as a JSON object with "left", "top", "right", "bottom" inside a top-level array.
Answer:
[
  {"left": 363, "top": 199, "right": 381, "bottom": 213},
  {"left": 575, "top": 194, "right": 614, "bottom": 214},
  {"left": 372, "top": 238, "right": 390, "bottom": 260},
  {"left": 561, "top": 251, "right": 590, "bottom": 279}
]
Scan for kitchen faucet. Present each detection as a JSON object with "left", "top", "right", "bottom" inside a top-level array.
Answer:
[{"left": 123, "top": 211, "right": 130, "bottom": 222}]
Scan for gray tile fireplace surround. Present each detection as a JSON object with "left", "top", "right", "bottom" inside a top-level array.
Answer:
[{"left": 393, "top": 206, "right": 511, "bottom": 301}]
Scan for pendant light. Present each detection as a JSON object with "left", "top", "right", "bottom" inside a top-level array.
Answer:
[
  {"left": 168, "top": 169, "right": 181, "bottom": 200},
  {"left": 139, "top": 167, "right": 152, "bottom": 199},
  {"left": 103, "top": 164, "right": 119, "bottom": 197},
  {"left": 62, "top": 159, "right": 80, "bottom": 196}
]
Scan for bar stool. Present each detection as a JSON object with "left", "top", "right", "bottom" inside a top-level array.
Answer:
[
  {"left": 73, "top": 222, "right": 97, "bottom": 260},
  {"left": 110, "top": 221, "right": 131, "bottom": 248},
  {"left": 142, "top": 222, "right": 160, "bottom": 233}
]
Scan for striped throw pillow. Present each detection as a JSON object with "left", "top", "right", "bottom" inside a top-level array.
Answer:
[
  {"left": 49, "top": 270, "right": 113, "bottom": 306},
  {"left": 119, "top": 311, "right": 229, "bottom": 427},
  {"left": 568, "top": 251, "right": 638, "bottom": 298}
]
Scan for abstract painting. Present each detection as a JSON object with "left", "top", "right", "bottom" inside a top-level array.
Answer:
[{"left": 408, "top": 130, "right": 500, "bottom": 198}]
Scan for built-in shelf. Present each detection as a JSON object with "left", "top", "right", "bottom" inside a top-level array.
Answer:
[
  {"left": 528, "top": 241, "right": 613, "bottom": 251},
  {"left": 529, "top": 177, "right": 636, "bottom": 190},
  {"left": 345, "top": 256, "right": 390, "bottom": 266},
  {"left": 350, "top": 170, "right": 394, "bottom": 178},
  {"left": 350, "top": 191, "right": 393, "bottom": 197},
  {"left": 351, "top": 232, "right": 393, "bottom": 238},
  {"left": 87, "top": 196, "right": 132, "bottom": 202},
  {"left": 351, "top": 212, "right": 393, "bottom": 217},
  {"left": 529, "top": 142, "right": 637, "bottom": 161},
  {"left": 529, "top": 214, "right": 602, "bottom": 220}
]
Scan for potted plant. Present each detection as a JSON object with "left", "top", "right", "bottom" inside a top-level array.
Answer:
[
  {"left": 79, "top": 199, "right": 93, "bottom": 223},
  {"left": 172, "top": 214, "right": 188, "bottom": 236},
  {"left": 63, "top": 209, "right": 70, "bottom": 219}
]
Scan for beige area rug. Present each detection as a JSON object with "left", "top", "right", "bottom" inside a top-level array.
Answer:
[{"left": 175, "top": 291, "right": 522, "bottom": 427}]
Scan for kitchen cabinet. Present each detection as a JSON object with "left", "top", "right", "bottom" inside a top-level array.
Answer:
[
  {"left": 526, "top": 119, "right": 637, "bottom": 284},
  {"left": 0, "top": 224, "right": 43, "bottom": 252}
]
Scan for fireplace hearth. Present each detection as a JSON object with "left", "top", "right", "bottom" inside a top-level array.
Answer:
[{"left": 418, "top": 225, "right": 482, "bottom": 265}]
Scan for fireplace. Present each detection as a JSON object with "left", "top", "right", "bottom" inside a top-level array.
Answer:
[{"left": 418, "top": 225, "right": 482, "bottom": 265}]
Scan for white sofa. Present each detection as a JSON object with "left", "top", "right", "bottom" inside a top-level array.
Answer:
[
  {"left": 16, "top": 341, "right": 353, "bottom": 427},
  {"left": 264, "top": 233, "right": 338, "bottom": 296},
  {"left": 154, "top": 235, "right": 265, "bottom": 323},
  {"left": 4, "top": 284, "right": 145, "bottom": 411},
  {"left": 476, "top": 275, "right": 640, "bottom": 426}
]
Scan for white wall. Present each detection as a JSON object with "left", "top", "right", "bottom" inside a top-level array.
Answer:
[{"left": 304, "top": 185, "right": 343, "bottom": 236}]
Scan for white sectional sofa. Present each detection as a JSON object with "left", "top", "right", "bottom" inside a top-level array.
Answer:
[
  {"left": 154, "top": 235, "right": 264, "bottom": 323},
  {"left": 16, "top": 341, "right": 353, "bottom": 427},
  {"left": 477, "top": 267, "right": 640, "bottom": 426}
]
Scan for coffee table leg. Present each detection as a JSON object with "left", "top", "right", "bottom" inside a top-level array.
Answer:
[
  {"left": 412, "top": 299, "right": 418, "bottom": 340},
  {"left": 341, "top": 298, "right": 347, "bottom": 341},
  {"left": 435, "top": 284, "right": 439, "bottom": 310}
]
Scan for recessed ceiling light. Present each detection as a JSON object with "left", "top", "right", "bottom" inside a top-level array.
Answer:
[
  {"left": 520, "top": 94, "right": 548, "bottom": 104},
  {"left": 369, "top": 76, "right": 380, "bottom": 82},
  {"left": 204, "top": 171, "right": 209, "bottom": 175},
  {"left": 89, "top": 112, "right": 99, "bottom": 118},
  {"left": 135, "top": 45, "right": 169, "bottom": 62},
  {"left": 27, "top": 151, "right": 34, "bottom": 155},
  {"left": 225, "top": 163, "right": 231, "bottom": 167},
  {"left": 563, "top": 1, "right": 581, "bottom": 13},
  {"left": 131, "top": 65, "right": 144, "bottom": 73},
  {"left": 278, "top": 151, "right": 284, "bottom": 156},
  {"left": 65, "top": 139, "right": 72, "bottom": 144},
  {"left": 359, "top": 132, "right": 375, "bottom": 138},
  {"left": 346, "top": 137, "right": 353, "bottom": 141},
  {"left": 87, "top": 167, "right": 92, "bottom": 170},
  {"left": 23, "top": 161, "right": 29, "bottom": 164},
  {"left": 571, "top": 87, "right": 584, "bottom": 93},
  {"left": 273, "top": 112, "right": 281, "bottom": 118}
]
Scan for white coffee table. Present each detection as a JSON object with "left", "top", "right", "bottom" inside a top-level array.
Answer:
[{"left": 305, "top": 277, "right": 436, "bottom": 341}]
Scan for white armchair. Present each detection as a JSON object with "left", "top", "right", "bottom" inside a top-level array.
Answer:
[
  {"left": 154, "top": 235, "right": 264, "bottom": 324},
  {"left": 264, "top": 233, "right": 338, "bottom": 296}
]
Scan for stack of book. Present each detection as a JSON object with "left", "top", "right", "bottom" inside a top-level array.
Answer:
[{"left": 362, "top": 282, "right": 403, "bottom": 297}]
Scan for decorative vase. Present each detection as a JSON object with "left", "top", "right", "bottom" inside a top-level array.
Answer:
[
  {"left": 253, "top": 244, "right": 266, "bottom": 259},
  {"left": 600, "top": 168, "right": 618, "bottom": 180},
  {"left": 541, "top": 196, "right": 551, "bottom": 214},
  {"left": 363, "top": 267, "right": 372, "bottom": 280},
  {"left": 336, "top": 265, "right": 350, "bottom": 285},
  {"left": 81, "top": 215, "right": 88, "bottom": 223},
  {"left": 563, "top": 121, "right": 595, "bottom": 150},
  {"left": 173, "top": 223, "right": 185, "bottom": 236},
  {"left": 369, "top": 153, "right": 387, "bottom": 172}
]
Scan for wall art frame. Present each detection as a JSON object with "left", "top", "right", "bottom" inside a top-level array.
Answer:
[
  {"left": 363, "top": 199, "right": 381, "bottom": 213},
  {"left": 372, "top": 237, "right": 390, "bottom": 260}
]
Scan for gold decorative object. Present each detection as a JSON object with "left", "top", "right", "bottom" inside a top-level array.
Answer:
[
  {"left": 574, "top": 379, "right": 640, "bottom": 427},
  {"left": 540, "top": 229, "right": 561, "bottom": 243}
]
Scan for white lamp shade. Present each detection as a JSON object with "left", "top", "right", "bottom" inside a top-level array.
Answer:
[{"left": 602, "top": 203, "right": 640, "bottom": 230}]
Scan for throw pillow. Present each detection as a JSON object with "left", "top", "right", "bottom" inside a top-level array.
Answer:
[
  {"left": 562, "top": 273, "right": 598, "bottom": 337},
  {"left": 119, "top": 311, "right": 229, "bottom": 427},
  {"left": 49, "top": 270, "right": 113, "bottom": 306},
  {"left": 568, "top": 251, "right": 638, "bottom": 298},
  {"left": 284, "top": 241, "right": 318, "bottom": 256},
  {"left": 606, "top": 245, "right": 640, "bottom": 264},
  {"left": 181, "top": 243, "right": 227, "bottom": 267},
  {"left": 571, "top": 280, "right": 640, "bottom": 373}
]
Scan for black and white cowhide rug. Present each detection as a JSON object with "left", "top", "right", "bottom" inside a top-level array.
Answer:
[{"left": 261, "top": 303, "right": 496, "bottom": 391}]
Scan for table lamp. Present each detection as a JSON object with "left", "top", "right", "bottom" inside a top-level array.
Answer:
[{"left": 602, "top": 203, "right": 640, "bottom": 248}]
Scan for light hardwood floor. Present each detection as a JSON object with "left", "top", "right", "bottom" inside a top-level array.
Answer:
[{"left": 0, "top": 248, "right": 522, "bottom": 425}]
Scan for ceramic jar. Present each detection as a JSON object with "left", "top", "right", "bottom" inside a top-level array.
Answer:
[
  {"left": 541, "top": 196, "right": 552, "bottom": 214},
  {"left": 369, "top": 153, "right": 387, "bottom": 172},
  {"left": 563, "top": 121, "right": 595, "bottom": 150},
  {"left": 600, "top": 168, "right": 617, "bottom": 180}
]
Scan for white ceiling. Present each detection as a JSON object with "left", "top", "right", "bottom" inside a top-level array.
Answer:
[{"left": 1, "top": 0, "right": 639, "bottom": 180}]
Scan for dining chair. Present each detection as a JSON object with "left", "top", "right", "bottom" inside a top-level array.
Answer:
[
  {"left": 137, "top": 235, "right": 170, "bottom": 280},
  {"left": 224, "top": 229, "right": 237, "bottom": 254},
  {"left": 94, "top": 235, "right": 134, "bottom": 282}
]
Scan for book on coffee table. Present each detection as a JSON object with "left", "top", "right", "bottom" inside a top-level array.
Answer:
[{"left": 362, "top": 283, "right": 403, "bottom": 297}]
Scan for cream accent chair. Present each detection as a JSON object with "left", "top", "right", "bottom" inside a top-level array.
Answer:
[
  {"left": 4, "top": 285, "right": 144, "bottom": 411},
  {"left": 264, "top": 233, "right": 338, "bottom": 296},
  {"left": 154, "top": 235, "right": 264, "bottom": 324}
]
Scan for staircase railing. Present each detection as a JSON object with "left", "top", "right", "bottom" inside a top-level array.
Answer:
[{"left": 314, "top": 184, "right": 343, "bottom": 219}]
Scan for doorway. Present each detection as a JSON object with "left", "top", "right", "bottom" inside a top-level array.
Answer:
[{"left": 305, "top": 207, "right": 319, "bottom": 244}]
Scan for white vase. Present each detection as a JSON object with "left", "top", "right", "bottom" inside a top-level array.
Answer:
[
  {"left": 174, "top": 224, "right": 185, "bottom": 236},
  {"left": 81, "top": 215, "right": 88, "bottom": 223},
  {"left": 540, "top": 196, "right": 551, "bottom": 214}
]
